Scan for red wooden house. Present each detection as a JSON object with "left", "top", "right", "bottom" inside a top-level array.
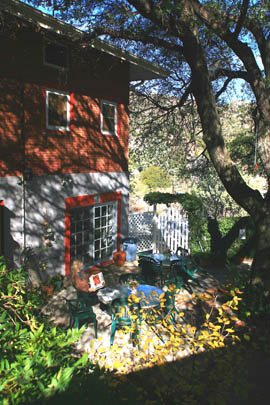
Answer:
[{"left": 0, "top": 0, "right": 167, "bottom": 276}]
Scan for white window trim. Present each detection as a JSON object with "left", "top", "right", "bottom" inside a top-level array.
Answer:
[
  {"left": 43, "top": 40, "right": 69, "bottom": 70},
  {"left": 45, "top": 89, "right": 70, "bottom": 131},
  {"left": 100, "top": 100, "right": 118, "bottom": 136}
]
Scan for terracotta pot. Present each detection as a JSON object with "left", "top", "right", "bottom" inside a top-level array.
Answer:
[
  {"left": 42, "top": 285, "right": 54, "bottom": 295},
  {"left": 113, "top": 251, "right": 126, "bottom": 266}
]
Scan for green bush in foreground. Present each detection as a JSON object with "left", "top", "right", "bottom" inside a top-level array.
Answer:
[{"left": 0, "top": 257, "right": 103, "bottom": 404}]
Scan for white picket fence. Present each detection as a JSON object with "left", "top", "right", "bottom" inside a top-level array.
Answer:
[
  {"left": 152, "top": 207, "right": 189, "bottom": 253},
  {"left": 128, "top": 207, "right": 189, "bottom": 253}
]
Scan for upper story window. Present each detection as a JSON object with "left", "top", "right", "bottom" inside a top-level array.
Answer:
[
  {"left": 44, "top": 40, "right": 68, "bottom": 70},
  {"left": 100, "top": 100, "right": 118, "bottom": 135},
  {"left": 46, "top": 89, "right": 70, "bottom": 131}
]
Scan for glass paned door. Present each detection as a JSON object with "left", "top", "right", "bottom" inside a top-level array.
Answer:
[
  {"left": 94, "top": 203, "right": 115, "bottom": 261},
  {"left": 69, "top": 201, "right": 116, "bottom": 268}
]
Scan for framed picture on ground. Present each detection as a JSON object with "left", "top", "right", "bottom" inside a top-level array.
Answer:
[{"left": 89, "top": 272, "right": 105, "bottom": 291}]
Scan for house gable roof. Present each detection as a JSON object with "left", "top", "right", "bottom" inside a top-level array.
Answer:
[{"left": 0, "top": 0, "right": 169, "bottom": 81}]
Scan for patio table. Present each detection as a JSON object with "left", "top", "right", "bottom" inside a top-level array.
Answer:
[
  {"left": 137, "top": 252, "right": 183, "bottom": 266},
  {"left": 133, "top": 284, "right": 164, "bottom": 308},
  {"left": 97, "top": 284, "right": 164, "bottom": 308},
  {"left": 97, "top": 285, "right": 130, "bottom": 306},
  {"left": 138, "top": 252, "right": 185, "bottom": 284}
]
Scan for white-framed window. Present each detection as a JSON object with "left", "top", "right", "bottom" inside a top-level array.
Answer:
[
  {"left": 100, "top": 100, "right": 118, "bottom": 135},
  {"left": 44, "top": 40, "right": 69, "bottom": 70},
  {"left": 46, "top": 89, "right": 70, "bottom": 131}
]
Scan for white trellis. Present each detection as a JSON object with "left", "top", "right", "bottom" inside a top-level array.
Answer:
[
  {"left": 128, "top": 211, "right": 154, "bottom": 252},
  {"left": 128, "top": 207, "right": 189, "bottom": 254}
]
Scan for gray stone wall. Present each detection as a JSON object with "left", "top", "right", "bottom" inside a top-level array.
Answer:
[{"left": 0, "top": 171, "right": 129, "bottom": 276}]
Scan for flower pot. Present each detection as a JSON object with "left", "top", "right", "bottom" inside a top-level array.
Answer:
[
  {"left": 42, "top": 285, "right": 54, "bottom": 295},
  {"left": 113, "top": 251, "right": 126, "bottom": 266}
]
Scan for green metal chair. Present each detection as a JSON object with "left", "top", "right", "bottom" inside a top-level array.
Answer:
[
  {"left": 77, "top": 289, "right": 99, "bottom": 307},
  {"left": 175, "top": 246, "right": 189, "bottom": 256},
  {"left": 170, "top": 258, "right": 201, "bottom": 293},
  {"left": 138, "top": 256, "right": 164, "bottom": 287},
  {"left": 65, "top": 298, "right": 98, "bottom": 338},
  {"left": 110, "top": 297, "right": 141, "bottom": 346}
]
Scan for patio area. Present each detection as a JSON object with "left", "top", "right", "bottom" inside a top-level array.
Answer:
[{"left": 40, "top": 258, "right": 249, "bottom": 373}]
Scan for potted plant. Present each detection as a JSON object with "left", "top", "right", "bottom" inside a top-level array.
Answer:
[
  {"left": 113, "top": 251, "right": 126, "bottom": 266},
  {"left": 41, "top": 284, "right": 54, "bottom": 295}
]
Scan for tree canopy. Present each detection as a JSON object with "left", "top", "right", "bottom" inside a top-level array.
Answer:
[{"left": 139, "top": 166, "right": 171, "bottom": 191}]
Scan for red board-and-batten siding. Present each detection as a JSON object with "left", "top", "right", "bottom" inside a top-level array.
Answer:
[
  {"left": 0, "top": 29, "right": 129, "bottom": 178},
  {"left": 65, "top": 191, "right": 121, "bottom": 275},
  {"left": 0, "top": 80, "right": 129, "bottom": 177}
]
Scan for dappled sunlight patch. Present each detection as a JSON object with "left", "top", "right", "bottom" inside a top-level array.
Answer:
[{"left": 86, "top": 287, "right": 245, "bottom": 376}]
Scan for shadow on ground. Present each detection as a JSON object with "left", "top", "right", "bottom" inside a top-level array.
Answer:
[{"left": 30, "top": 334, "right": 270, "bottom": 405}]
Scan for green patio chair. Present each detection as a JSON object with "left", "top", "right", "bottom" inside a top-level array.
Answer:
[
  {"left": 175, "top": 246, "right": 189, "bottom": 256},
  {"left": 138, "top": 256, "right": 164, "bottom": 287},
  {"left": 77, "top": 289, "right": 99, "bottom": 307},
  {"left": 170, "top": 259, "right": 202, "bottom": 293},
  {"left": 110, "top": 297, "right": 141, "bottom": 346},
  {"left": 65, "top": 298, "right": 98, "bottom": 338}
]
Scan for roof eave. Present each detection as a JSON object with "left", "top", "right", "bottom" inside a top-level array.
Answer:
[{"left": 1, "top": 0, "right": 169, "bottom": 81}]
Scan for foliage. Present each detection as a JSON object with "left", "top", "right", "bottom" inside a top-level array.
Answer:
[
  {"left": 144, "top": 191, "right": 203, "bottom": 215},
  {"left": 85, "top": 282, "right": 250, "bottom": 403},
  {"left": 188, "top": 163, "right": 247, "bottom": 219},
  {"left": 139, "top": 166, "right": 171, "bottom": 192},
  {"left": 191, "top": 216, "right": 255, "bottom": 259},
  {"left": 44, "top": 273, "right": 64, "bottom": 289},
  {"left": 0, "top": 256, "right": 102, "bottom": 404},
  {"left": 144, "top": 191, "right": 255, "bottom": 258},
  {"left": 223, "top": 265, "right": 270, "bottom": 324},
  {"left": 129, "top": 91, "right": 201, "bottom": 174}
]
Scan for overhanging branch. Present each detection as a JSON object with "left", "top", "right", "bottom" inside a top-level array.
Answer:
[{"left": 82, "top": 26, "right": 184, "bottom": 54}]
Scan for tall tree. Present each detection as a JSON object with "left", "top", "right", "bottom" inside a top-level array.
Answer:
[{"left": 26, "top": 0, "right": 270, "bottom": 291}]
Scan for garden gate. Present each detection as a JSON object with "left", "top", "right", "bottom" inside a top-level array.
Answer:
[{"left": 128, "top": 207, "right": 189, "bottom": 253}]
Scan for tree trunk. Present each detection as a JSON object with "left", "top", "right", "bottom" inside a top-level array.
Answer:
[
  {"left": 231, "top": 234, "right": 255, "bottom": 264},
  {"left": 181, "top": 30, "right": 270, "bottom": 292},
  {"left": 251, "top": 213, "right": 270, "bottom": 292},
  {"left": 207, "top": 218, "right": 222, "bottom": 254}
]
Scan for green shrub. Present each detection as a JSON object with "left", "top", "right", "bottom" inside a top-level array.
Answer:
[
  {"left": 140, "top": 166, "right": 170, "bottom": 191},
  {"left": 224, "top": 265, "right": 270, "bottom": 324},
  {"left": 0, "top": 256, "right": 102, "bottom": 404},
  {"left": 191, "top": 217, "right": 255, "bottom": 260}
]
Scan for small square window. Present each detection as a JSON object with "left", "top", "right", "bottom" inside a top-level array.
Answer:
[
  {"left": 100, "top": 100, "right": 117, "bottom": 135},
  {"left": 44, "top": 41, "right": 68, "bottom": 70},
  {"left": 46, "top": 89, "right": 70, "bottom": 131}
]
